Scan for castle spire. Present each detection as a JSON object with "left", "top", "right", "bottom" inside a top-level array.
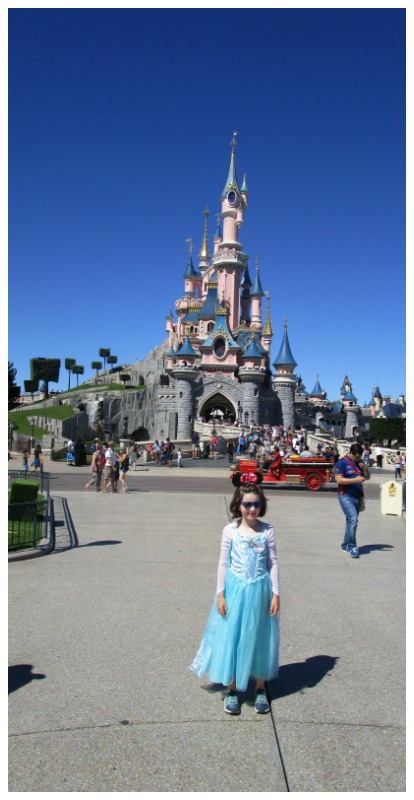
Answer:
[
  {"left": 221, "top": 132, "right": 241, "bottom": 199},
  {"left": 251, "top": 256, "right": 264, "bottom": 296},
  {"left": 198, "top": 207, "right": 210, "bottom": 260},
  {"left": 263, "top": 292, "right": 273, "bottom": 337}
]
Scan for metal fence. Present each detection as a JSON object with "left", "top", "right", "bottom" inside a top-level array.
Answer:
[
  {"left": 8, "top": 470, "right": 50, "bottom": 496},
  {"left": 8, "top": 499, "right": 51, "bottom": 551}
]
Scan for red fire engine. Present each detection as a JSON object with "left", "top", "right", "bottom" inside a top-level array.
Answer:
[{"left": 231, "top": 453, "right": 336, "bottom": 491}]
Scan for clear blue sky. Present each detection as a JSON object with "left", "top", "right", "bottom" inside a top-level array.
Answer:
[{"left": 8, "top": 7, "right": 406, "bottom": 406}]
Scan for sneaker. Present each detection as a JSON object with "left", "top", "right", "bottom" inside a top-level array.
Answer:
[
  {"left": 255, "top": 690, "right": 270, "bottom": 714},
  {"left": 348, "top": 546, "right": 360, "bottom": 558},
  {"left": 224, "top": 691, "right": 240, "bottom": 715},
  {"left": 341, "top": 545, "right": 349, "bottom": 553}
]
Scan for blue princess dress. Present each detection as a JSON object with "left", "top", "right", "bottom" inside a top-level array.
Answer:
[{"left": 189, "top": 520, "right": 280, "bottom": 692}]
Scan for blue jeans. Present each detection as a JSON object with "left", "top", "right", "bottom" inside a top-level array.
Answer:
[{"left": 338, "top": 493, "right": 362, "bottom": 549}]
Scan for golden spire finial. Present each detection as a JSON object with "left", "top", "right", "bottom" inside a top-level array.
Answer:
[
  {"left": 185, "top": 238, "right": 193, "bottom": 254},
  {"left": 284, "top": 316, "right": 288, "bottom": 332},
  {"left": 231, "top": 131, "right": 238, "bottom": 152},
  {"left": 199, "top": 207, "right": 210, "bottom": 260},
  {"left": 255, "top": 255, "right": 260, "bottom": 271},
  {"left": 263, "top": 291, "right": 273, "bottom": 337}
]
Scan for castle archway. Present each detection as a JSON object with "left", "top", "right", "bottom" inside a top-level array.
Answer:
[{"left": 199, "top": 392, "right": 237, "bottom": 424}]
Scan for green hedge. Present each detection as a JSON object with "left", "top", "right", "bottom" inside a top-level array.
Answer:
[{"left": 9, "top": 480, "right": 38, "bottom": 504}]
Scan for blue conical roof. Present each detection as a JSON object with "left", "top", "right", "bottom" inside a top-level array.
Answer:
[
  {"left": 221, "top": 143, "right": 241, "bottom": 200},
  {"left": 177, "top": 336, "right": 197, "bottom": 357},
  {"left": 251, "top": 263, "right": 264, "bottom": 296},
  {"left": 165, "top": 308, "right": 174, "bottom": 319},
  {"left": 241, "top": 264, "right": 252, "bottom": 289},
  {"left": 273, "top": 328, "right": 297, "bottom": 368},
  {"left": 343, "top": 390, "right": 358, "bottom": 402},
  {"left": 243, "top": 334, "right": 264, "bottom": 360},
  {"left": 310, "top": 379, "right": 324, "bottom": 396},
  {"left": 241, "top": 174, "right": 249, "bottom": 194},
  {"left": 183, "top": 254, "right": 200, "bottom": 279}
]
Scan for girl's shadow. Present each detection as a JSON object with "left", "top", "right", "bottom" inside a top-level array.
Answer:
[
  {"left": 267, "top": 654, "right": 338, "bottom": 700},
  {"left": 202, "top": 654, "right": 338, "bottom": 706}
]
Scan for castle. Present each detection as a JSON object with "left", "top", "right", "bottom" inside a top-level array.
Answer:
[
  {"left": 125, "top": 136, "right": 405, "bottom": 444},
  {"left": 15, "top": 138, "right": 406, "bottom": 449}
]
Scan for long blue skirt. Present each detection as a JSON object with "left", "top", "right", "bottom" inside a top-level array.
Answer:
[{"left": 189, "top": 570, "right": 279, "bottom": 692}]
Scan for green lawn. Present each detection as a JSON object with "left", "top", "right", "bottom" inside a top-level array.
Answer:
[
  {"left": 9, "top": 405, "right": 76, "bottom": 437},
  {"left": 8, "top": 493, "right": 47, "bottom": 550}
]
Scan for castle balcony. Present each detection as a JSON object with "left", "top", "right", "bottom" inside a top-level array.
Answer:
[{"left": 211, "top": 248, "right": 249, "bottom": 268}]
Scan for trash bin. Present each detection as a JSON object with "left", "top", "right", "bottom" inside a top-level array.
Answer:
[{"left": 380, "top": 481, "right": 403, "bottom": 516}]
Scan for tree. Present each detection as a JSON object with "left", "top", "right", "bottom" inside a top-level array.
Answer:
[
  {"left": 65, "top": 358, "right": 76, "bottom": 391},
  {"left": 369, "top": 418, "right": 406, "bottom": 447},
  {"left": 8, "top": 362, "right": 21, "bottom": 407},
  {"left": 120, "top": 372, "right": 131, "bottom": 388},
  {"left": 30, "top": 358, "right": 60, "bottom": 399},
  {"left": 107, "top": 354, "right": 118, "bottom": 374},
  {"left": 24, "top": 378, "right": 39, "bottom": 401},
  {"left": 99, "top": 348, "right": 110, "bottom": 372},
  {"left": 71, "top": 364, "right": 85, "bottom": 387},
  {"left": 91, "top": 361, "right": 103, "bottom": 383}
]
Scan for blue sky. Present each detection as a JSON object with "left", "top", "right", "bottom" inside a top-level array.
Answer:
[{"left": 8, "top": 7, "right": 406, "bottom": 406}]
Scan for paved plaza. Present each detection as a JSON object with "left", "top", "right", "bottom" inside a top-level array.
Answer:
[{"left": 8, "top": 461, "right": 405, "bottom": 791}]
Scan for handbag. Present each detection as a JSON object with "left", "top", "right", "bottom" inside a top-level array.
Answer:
[{"left": 360, "top": 497, "right": 366, "bottom": 512}]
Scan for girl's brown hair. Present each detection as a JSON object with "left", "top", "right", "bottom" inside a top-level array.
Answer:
[{"left": 229, "top": 483, "right": 267, "bottom": 518}]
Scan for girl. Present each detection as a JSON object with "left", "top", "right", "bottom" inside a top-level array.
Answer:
[
  {"left": 190, "top": 483, "right": 279, "bottom": 715},
  {"left": 118, "top": 447, "right": 129, "bottom": 492}
]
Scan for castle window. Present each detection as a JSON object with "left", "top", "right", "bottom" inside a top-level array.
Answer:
[{"left": 213, "top": 336, "right": 226, "bottom": 359}]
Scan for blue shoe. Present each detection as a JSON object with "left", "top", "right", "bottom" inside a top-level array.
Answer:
[
  {"left": 341, "top": 545, "right": 349, "bottom": 553},
  {"left": 348, "top": 546, "right": 360, "bottom": 558},
  {"left": 255, "top": 690, "right": 270, "bottom": 714},
  {"left": 224, "top": 691, "right": 240, "bottom": 715}
]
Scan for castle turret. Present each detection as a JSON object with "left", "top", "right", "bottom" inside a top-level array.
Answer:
[
  {"left": 250, "top": 257, "right": 265, "bottom": 330},
  {"left": 342, "top": 389, "right": 361, "bottom": 439},
  {"left": 273, "top": 320, "right": 297, "bottom": 429},
  {"left": 171, "top": 335, "right": 199, "bottom": 439}
]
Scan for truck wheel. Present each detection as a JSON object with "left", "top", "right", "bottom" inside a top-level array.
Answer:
[{"left": 305, "top": 473, "right": 323, "bottom": 491}]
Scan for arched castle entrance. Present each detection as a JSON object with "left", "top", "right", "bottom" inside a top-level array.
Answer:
[{"left": 199, "top": 392, "right": 237, "bottom": 423}]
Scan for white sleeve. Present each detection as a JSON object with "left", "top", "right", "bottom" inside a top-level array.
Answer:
[
  {"left": 216, "top": 525, "right": 233, "bottom": 595},
  {"left": 265, "top": 526, "right": 280, "bottom": 595}
]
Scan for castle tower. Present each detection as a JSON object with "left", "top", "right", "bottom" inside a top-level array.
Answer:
[
  {"left": 273, "top": 320, "right": 297, "bottom": 430},
  {"left": 213, "top": 134, "right": 249, "bottom": 330},
  {"left": 238, "top": 332, "right": 267, "bottom": 426},
  {"left": 171, "top": 335, "right": 199, "bottom": 439},
  {"left": 342, "top": 387, "right": 361, "bottom": 439}
]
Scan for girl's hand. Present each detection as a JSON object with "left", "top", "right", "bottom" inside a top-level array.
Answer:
[
  {"left": 217, "top": 592, "right": 227, "bottom": 617},
  {"left": 270, "top": 594, "right": 279, "bottom": 616}
]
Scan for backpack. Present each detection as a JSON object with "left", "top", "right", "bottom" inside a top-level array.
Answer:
[{"left": 99, "top": 452, "right": 106, "bottom": 468}]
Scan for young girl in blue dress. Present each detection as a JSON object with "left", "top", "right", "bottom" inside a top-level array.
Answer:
[{"left": 190, "top": 482, "right": 280, "bottom": 715}]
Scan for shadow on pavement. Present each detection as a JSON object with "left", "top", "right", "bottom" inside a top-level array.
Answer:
[
  {"left": 9, "top": 664, "right": 46, "bottom": 694},
  {"left": 268, "top": 654, "right": 339, "bottom": 700}
]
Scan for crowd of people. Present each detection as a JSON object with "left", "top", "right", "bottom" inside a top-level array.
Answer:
[
  {"left": 84, "top": 439, "right": 142, "bottom": 493},
  {"left": 222, "top": 424, "right": 340, "bottom": 466}
]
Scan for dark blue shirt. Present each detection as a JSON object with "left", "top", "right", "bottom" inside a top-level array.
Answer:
[{"left": 335, "top": 456, "right": 364, "bottom": 498}]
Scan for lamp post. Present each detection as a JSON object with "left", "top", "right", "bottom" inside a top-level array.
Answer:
[
  {"left": 9, "top": 419, "right": 15, "bottom": 451},
  {"left": 244, "top": 410, "right": 249, "bottom": 427},
  {"left": 123, "top": 415, "right": 128, "bottom": 438}
]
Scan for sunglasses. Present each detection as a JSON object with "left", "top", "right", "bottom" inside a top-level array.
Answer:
[{"left": 240, "top": 501, "right": 261, "bottom": 509}]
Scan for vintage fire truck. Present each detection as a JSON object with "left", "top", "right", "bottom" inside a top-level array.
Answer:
[{"left": 230, "top": 454, "right": 336, "bottom": 491}]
